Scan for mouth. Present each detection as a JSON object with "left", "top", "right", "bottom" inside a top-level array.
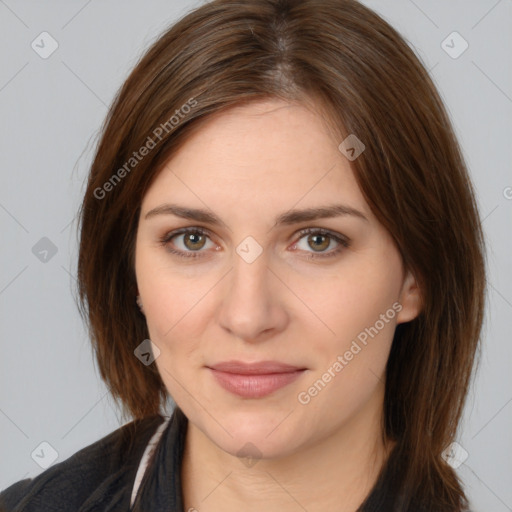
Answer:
[{"left": 206, "top": 360, "right": 307, "bottom": 398}]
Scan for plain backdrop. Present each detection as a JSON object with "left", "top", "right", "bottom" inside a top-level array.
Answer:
[{"left": 0, "top": 1, "right": 511, "bottom": 510}]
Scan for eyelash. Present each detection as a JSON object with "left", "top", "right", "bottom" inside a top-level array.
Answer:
[{"left": 158, "top": 227, "right": 350, "bottom": 260}]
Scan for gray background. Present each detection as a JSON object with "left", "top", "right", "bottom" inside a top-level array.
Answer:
[{"left": 0, "top": 1, "right": 511, "bottom": 510}]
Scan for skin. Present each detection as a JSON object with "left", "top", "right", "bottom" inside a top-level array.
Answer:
[{"left": 135, "top": 98, "right": 422, "bottom": 512}]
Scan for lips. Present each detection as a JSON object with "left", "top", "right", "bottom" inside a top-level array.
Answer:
[
  {"left": 209, "top": 360, "right": 304, "bottom": 374},
  {"left": 207, "top": 360, "right": 306, "bottom": 398}
]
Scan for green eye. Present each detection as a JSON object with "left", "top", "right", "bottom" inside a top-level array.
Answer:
[
  {"left": 160, "top": 227, "right": 213, "bottom": 258},
  {"left": 293, "top": 228, "right": 350, "bottom": 259}
]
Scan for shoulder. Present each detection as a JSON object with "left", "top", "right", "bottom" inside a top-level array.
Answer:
[{"left": 0, "top": 414, "right": 166, "bottom": 512}]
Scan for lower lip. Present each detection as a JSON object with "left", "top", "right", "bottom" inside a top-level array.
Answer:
[{"left": 208, "top": 369, "right": 305, "bottom": 398}]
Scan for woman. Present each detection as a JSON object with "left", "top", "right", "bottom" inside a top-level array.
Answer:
[{"left": 0, "top": 0, "right": 485, "bottom": 510}]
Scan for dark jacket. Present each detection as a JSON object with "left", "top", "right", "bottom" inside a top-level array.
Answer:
[{"left": 0, "top": 407, "right": 187, "bottom": 511}]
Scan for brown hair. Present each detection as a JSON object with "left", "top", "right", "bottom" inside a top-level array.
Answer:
[{"left": 77, "top": 0, "right": 486, "bottom": 509}]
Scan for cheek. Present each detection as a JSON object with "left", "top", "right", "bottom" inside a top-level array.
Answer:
[
  {"left": 143, "top": 281, "right": 211, "bottom": 358},
  {"left": 296, "top": 287, "right": 397, "bottom": 428},
  {"left": 136, "top": 240, "right": 210, "bottom": 322},
  {"left": 297, "top": 258, "right": 402, "bottom": 351},
  {"left": 135, "top": 247, "right": 213, "bottom": 363},
  {"left": 294, "top": 250, "right": 402, "bottom": 399},
  {"left": 142, "top": 276, "right": 210, "bottom": 401}
]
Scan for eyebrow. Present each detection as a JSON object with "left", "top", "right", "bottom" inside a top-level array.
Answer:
[{"left": 144, "top": 203, "right": 368, "bottom": 227}]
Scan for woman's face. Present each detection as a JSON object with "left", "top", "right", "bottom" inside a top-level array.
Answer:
[{"left": 135, "top": 98, "right": 421, "bottom": 460}]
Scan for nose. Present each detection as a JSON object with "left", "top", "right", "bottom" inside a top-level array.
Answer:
[{"left": 217, "top": 249, "right": 289, "bottom": 343}]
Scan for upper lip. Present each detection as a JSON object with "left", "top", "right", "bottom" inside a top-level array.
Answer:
[{"left": 208, "top": 360, "right": 305, "bottom": 375}]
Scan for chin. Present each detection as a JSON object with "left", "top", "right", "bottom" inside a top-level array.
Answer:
[
  {"left": 203, "top": 402, "right": 306, "bottom": 460},
  {"left": 217, "top": 429, "right": 300, "bottom": 462}
]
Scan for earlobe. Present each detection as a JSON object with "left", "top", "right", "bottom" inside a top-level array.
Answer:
[
  {"left": 136, "top": 294, "right": 145, "bottom": 315},
  {"left": 396, "top": 270, "right": 422, "bottom": 324}
]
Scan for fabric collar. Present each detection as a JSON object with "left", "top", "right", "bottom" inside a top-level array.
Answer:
[{"left": 131, "top": 406, "right": 188, "bottom": 511}]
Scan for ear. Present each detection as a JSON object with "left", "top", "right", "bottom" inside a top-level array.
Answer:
[{"left": 396, "top": 270, "right": 422, "bottom": 324}]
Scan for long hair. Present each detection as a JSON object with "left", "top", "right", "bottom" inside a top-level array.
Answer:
[{"left": 76, "top": 1, "right": 486, "bottom": 509}]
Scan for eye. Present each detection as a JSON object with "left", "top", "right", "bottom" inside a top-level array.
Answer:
[
  {"left": 159, "top": 227, "right": 216, "bottom": 258},
  {"left": 292, "top": 228, "right": 350, "bottom": 259}
]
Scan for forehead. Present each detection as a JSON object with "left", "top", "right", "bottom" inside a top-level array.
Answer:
[{"left": 141, "top": 98, "right": 369, "bottom": 218}]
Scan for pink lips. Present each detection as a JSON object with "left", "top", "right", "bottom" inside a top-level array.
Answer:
[{"left": 207, "top": 360, "right": 306, "bottom": 398}]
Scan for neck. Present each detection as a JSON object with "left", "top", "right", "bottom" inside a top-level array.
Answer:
[{"left": 181, "top": 389, "right": 392, "bottom": 512}]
